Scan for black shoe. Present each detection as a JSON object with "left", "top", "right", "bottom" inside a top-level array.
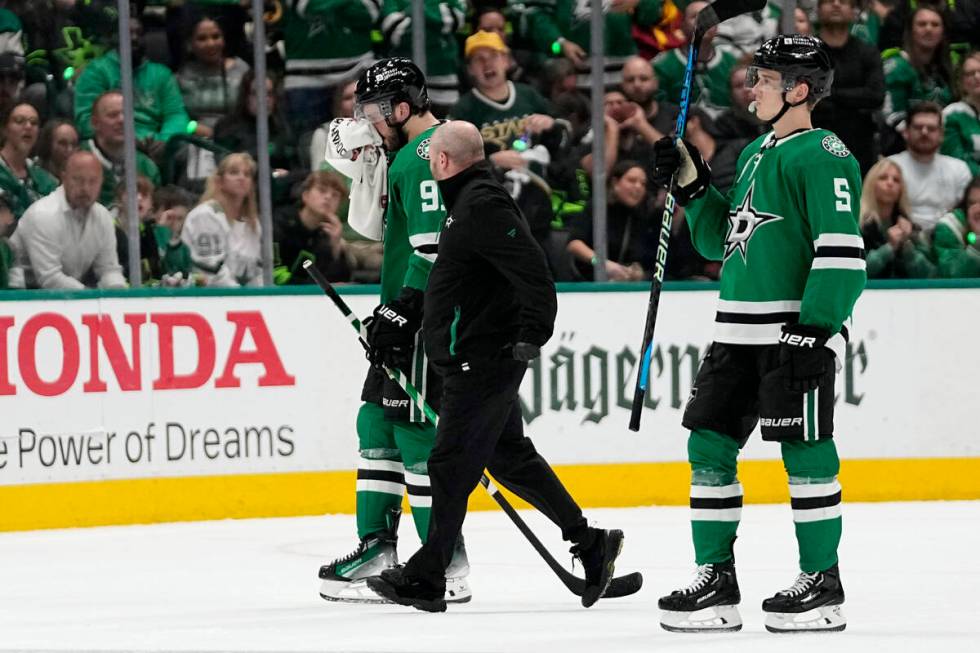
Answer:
[
  {"left": 571, "top": 528, "right": 624, "bottom": 608},
  {"left": 365, "top": 567, "right": 447, "bottom": 613}
]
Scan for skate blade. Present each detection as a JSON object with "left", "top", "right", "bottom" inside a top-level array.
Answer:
[
  {"left": 319, "top": 578, "right": 392, "bottom": 604},
  {"left": 765, "top": 604, "right": 847, "bottom": 633},
  {"left": 660, "top": 605, "right": 743, "bottom": 633},
  {"left": 320, "top": 577, "right": 471, "bottom": 605}
]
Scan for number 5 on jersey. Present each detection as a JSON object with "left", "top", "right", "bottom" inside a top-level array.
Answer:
[
  {"left": 420, "top": 180, "right": 444, "bottom": 212},
  {"left": 834, "top": 178, "right": 851, "bottom": 212}
]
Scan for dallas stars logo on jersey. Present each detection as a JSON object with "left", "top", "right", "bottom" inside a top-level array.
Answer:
[{"left": 724, "top": 182, "right": 783, "bottom": 261}]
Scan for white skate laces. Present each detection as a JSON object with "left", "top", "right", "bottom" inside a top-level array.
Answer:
[
  {"left": 777, "top": 571, "right": 819, "bottom": 597},
  {"left": 682, "top": 564, "right": 715, "bottom": 594}
]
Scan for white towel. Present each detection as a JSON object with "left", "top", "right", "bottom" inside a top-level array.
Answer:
[{"left": 324, "top": 118, "right": 387, "bottom": 241}]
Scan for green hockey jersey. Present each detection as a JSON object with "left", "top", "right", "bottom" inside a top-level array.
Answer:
[
  {"left": 371, "top": 126, "right": 447, "bottom": 422},
  {"left": 449, "top": 82, "right": 553, "bottom": 151},
  {"left": 73, "top": 51, "right": 191, "bottom": 142},
  {"left": 933, "top": 208, "right": 980, "bottom": 278},
  {"left": 381, "top": 0, "right": 465, "bottom": 107},
  {"left": 882, "top": 51, "right": 953, "bottom": 127},
  {"left": 282, "top": 0, "right": 378, "bottom": 89},
  {"left": 654, "top": 46, "right": 737, "bottom": 114},
  {"left": 0, "top": 160, "right": 58, "bottom": 221},
  {"left": 941, "top": 101, "right": 980, "bottom": 176},
  {"left": 685, "top": 129, "right": 866, "bottom": 358},
  {"left": 523, "top": 0, "right": 661, "bottom": 87},
  {"left": 380, "top": 126, "right": 446, "bottom": 304},
  {"left": 0, "top": 9, "right": 22, "bottom": 57}
]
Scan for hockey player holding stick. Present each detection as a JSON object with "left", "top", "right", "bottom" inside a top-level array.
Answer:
[
  {"left": 365, "top": 121, "right": 625, "bottom": 613},
  {"left": 651, "top": 35, "right": 865, "bottom": 633},
  {"left": 317, "top": 58, "right": 470, "bottom": 604}
]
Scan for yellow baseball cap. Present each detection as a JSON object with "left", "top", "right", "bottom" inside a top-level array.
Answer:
[{"left": 464, "top": 30, "right": 509, "bottom": 58}]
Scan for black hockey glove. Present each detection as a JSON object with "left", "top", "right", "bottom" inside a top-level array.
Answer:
[
  {"left": 367, "top": 287, "right": 424, "bottom": 369},
  {"left": 512, "top": 342, "right": 541, "bottom": 362},
  {"left": 778, "top": 324, "right": 834, "bottom": 392},
  {"left": 652, "top": 137, "right": 711, "bottom": 206}
]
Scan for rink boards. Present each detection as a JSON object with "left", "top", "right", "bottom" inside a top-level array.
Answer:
[{"left": 1, "top": 281, "right": 978, "bottom": 531}]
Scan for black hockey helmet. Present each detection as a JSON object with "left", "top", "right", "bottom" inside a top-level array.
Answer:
[
  {"left": 354, "top": 57, "right": 430, "bottom": 122},
  {"left": 748, "top": 35, "right": 834, "bottom": 102}
]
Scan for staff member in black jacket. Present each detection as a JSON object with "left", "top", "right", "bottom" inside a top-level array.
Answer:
[{"left": 367, "top": 121, "right": 625, "bottom": 613}]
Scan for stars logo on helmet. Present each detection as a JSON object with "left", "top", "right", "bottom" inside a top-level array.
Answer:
[{"left": 724, "top": 182, "right": 783, "bottom": 261}]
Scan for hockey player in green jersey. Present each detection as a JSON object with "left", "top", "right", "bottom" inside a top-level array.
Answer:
[
  {"left": 317, "top": 58, "right": 470, "bottom": 604},
  {"left": 651, "top": 35, "right": 865, "bottom": 634}
]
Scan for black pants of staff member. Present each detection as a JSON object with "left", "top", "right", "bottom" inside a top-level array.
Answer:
[{"left": 403, "top": 357, "right": 591, "bottom": 588}]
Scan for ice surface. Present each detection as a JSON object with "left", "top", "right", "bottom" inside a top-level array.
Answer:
[{"left": 1, "top": 502, "right": 977, "bottom": 652}]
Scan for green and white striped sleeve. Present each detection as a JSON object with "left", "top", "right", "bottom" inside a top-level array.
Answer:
[
  {"left": 798, "top": 152, "right": 866, "bottom": 339},
  {"left": 399, "top": 157, "right": 446, "bottom": 292}
]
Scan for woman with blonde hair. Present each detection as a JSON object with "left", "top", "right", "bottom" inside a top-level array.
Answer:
[
  {"left": 859, "top": 158, "right": 935, "bottom": 278},
  {"left": 182, "top": 152, "right": 263, "bottom": 286}
]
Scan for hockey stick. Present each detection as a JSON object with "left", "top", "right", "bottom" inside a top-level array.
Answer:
[
  {"left": 303, "top": 260, "right": 643, "bottom": 599},
  {"left": 628, "top": 0, "right": 767, "bottom": 432}
]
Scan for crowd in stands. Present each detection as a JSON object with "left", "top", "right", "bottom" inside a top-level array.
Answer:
[{"left": 0, "top": 0, "right": 979, "bottom": 290}]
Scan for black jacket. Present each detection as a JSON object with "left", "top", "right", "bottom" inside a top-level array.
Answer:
[
  {"left": 273, "top": 206, "right": 351, "bottom": 284},
  {"left": 424, "top": 161, "right": 557, "bottom": 370}
]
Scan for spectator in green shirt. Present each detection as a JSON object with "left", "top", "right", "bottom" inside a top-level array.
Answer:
[
  {"left": 882, "top": 5, "right": 955, "bottom": 152},
  {"left": 654, "top": 0, "right": 738, "bottom": 117},
  {"left": 934, "top": 176, "right": 980, "bottom": 278},
  {"left": 80, "top": 89, "right": 162, "bottom": 209},
  {"left": 73, "top": 16, "right": 203, "bottom": 149},
  {"left": 0, "top": 101, "right": 58, "bottom": 220},
  {"left": 522, "top": 0, "right": 663, "bottom": 90},
  {"left": 941, "top": 50, "right": 980, "bottom": 176},
  {"left": 151, "top": 184, "right": 194, "bottom": 282}
]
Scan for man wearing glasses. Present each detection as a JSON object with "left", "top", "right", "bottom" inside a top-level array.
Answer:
[{"left": 888, "top": 101, "right": 973, "bottom": 231}]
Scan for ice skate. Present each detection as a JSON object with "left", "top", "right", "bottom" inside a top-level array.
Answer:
[
  {"left": 318, "top": 531, "right": 399, "bottom": 603},
  {"left": 444, "top": 534, "right": 472, "bottom": 604},
  {"left": 659, "top": 560, "right": 742, "bottom": 632},
  {"left": 570, "top": 528, "right": 624, "bottom": 608},
  {"left": 763, "top": 564, "right": 846, "bottom": 633},
  {"left": 318, "top": 508, "right": 400, "bottom": 603}
]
